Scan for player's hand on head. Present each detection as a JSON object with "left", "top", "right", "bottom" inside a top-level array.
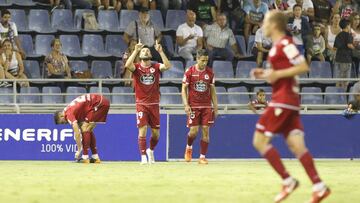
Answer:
[{"left": 155, "top": 40, "right": 163, "bottom": 53}]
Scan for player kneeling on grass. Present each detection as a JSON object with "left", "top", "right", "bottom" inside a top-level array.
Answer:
[
  {"left": 251, "top": 11, "right": 330, "bottom": 203},
  {"left": 54, "top": 93, "right": 110, "bottom": 164},
  {"left": 124, "top": 40, "right": 171, "bottom": 165},
  {"left": 181, "top": 49, "right": 218, "bottom": 164}
]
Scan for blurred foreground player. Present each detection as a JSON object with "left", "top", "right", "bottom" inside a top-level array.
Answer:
[
  {"left": 125, "top": 40, "right": 171, "bottom": 164},
  {"left": 251, "top": 11, "right": 330, "bottom": 203},
  {"left": 182, "top": 49, "right": 218, "bottom": 164},
  {"left": 54, "top": 93, "right": 110, "bottom": 164}
]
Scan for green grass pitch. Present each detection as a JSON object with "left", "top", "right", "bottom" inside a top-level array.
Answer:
[{"left": 0, "top": 160, "right": 359, "bottom": 203}]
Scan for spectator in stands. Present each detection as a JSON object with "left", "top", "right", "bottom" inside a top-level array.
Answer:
[
  {"left": 344, "top": 83, "right": 360, "bottom": 116},
  {"left": 0, "top": 39, "right": 29, "bottom": 87},
  {"left": 312, "top": 0, "right": 333, "bottom": 25},
  {"left": 50, "top": 0, "right": 61, "bottom": 9},
  {"left": 124, "top": 7, "right": 162, "bottom": 62},
  {"left": 270, "top": 0, "right": 289, "bottom": 11},
  {"left": 176, "top": 9, "right": 203, "bottom": 62},
  {"left": 252, "top": 22, "right": 272, "bottom": 66},
  {"left": 306, "top": 24, "right": 326, "bottom": 64},
  {"left": 288, "top": 4, "right": 312, "bottom": 55},
  {"left": 119, "top": 0, "right": 134, "bottom": 9},
  {"left": 325, "top": 13, "right": 341, "bottom": 61},
  {"left": 44, "top": 39, "right": 71, "bottom": 79},
  {"left": 248, "top": 88, "right": 268, "bottom": 114},
  {"left": 63, "top": 0, "right": 92, "bottom": 9},
  {"left": 132, "top": 0, "right": 156, "bottom": 10},
  {"left": 334, "top": 19, "right": 354, "bottom": 88},
  {"left": 287, "top": 0, "right": 315, "bottom": 20},
  {"left": 204, "top": 13, "right": 242, "bottom": 65},
  {"left": 333, "top": 0, "right": 359, "bottom": 20},
  {"left": 217, "top": 0, "right": 246, "bottom": 30},
  {"left": 187, "top": 0, "right": 217, "bottom": 28},
  {"left": 0, "top": 9, "right": 25, "bottom": 59},
  {"left": 243, "top": 0, "right": 269, "bottom": 44},
  {"left": 350, "top": 13, "right": 360, "bottom": 61}
]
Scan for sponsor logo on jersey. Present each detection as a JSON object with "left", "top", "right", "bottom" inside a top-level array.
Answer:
[
  {"left": 140, "top": 74, "right": 155, "bottom": 85},
  {"left": 194, "top": 81, "right": 208, "bottom": 92},
  {"left": 150, "top": 68, "right": 155, "bottom": 73}
]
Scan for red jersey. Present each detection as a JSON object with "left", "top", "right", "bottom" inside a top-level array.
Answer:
[
  {"left": 183, "top": 65, "right": 215, "bottom": 108},
  {"left": 267, "top": 36, "right": 304, "bottom": 110},
  {"left": 132, "top": 63, "right": 161, "bottom": 105},
  {"left": 63, "top": 94, "right": 108, "bottom": 124}
]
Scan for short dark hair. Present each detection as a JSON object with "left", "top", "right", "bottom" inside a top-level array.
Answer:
[
  {"left": 257, "top": 89, "right": 265, "bottom": 95},
  {"left": 196, "top": 49, "right": 208, "bottom": 58},
  {"left": 293, "top": 4, "right": 302, "bottom": 11},
  {"left": 339, "top": 19, "right": 350, "bottom": 29},
  {"left": 54, "top": 111, "right": 62, "bottom": 125},
  {"left": 1, "top": 9, "right": 11, "bottom": 17}
]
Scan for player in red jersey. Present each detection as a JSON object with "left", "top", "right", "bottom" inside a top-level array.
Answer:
[
  {"left": 125, "top": 40, "right": 171, "bottom": 164},
  {"left": 251, "top": 11, "right": 331, "bottom": 203},
  {"left": 54, "top": 93, "right": 110, "bottom": 164},
  {"left": 181, "top": 49, "right": 218, "bottom": 164}
]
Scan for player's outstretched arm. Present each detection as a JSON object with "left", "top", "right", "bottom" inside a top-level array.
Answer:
[
  {"left": 210, "top": 85, "right": 218, "bottom": 117},
  {"left": 181, "top": 83, "right": 191, "bottom": 115},
  {"left": 155, "top": 40, "right": 172, "bottom": 71},
  {"left": 125, "top": 40, "right": 144, "bottom": 72}
]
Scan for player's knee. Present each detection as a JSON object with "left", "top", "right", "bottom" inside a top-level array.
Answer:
[
  {"left": 138, "top": 126, "right": 147, "bottom": 137},
  {"left": 151, "top": 129, "right": 160, "bottom": 138},
  {"left": 288, "top": 143, "right": 307, "bottom": 157},
  {"left": 189, "top": 127, "right": 199, "bottom": 136},
  {"left": 253, "top": 135, "right": 266, "bottom": 151}
]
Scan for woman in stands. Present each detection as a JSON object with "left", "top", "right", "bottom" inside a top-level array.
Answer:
[
  {"left": 325, "top": 13, "right": 341, "bottom": 62},
  {"left": 0, "top": 39, "right": 29, "bottom": 87},
  {"left": 350, "top": 12, "right": 360, "bottom": 66}
]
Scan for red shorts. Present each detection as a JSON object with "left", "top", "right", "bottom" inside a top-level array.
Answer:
[
  {"left": 86, "top": 97, "right": 110, "bottom": 123},
  {"left": 256, "top": 107, "right": 304, "bottom": 138},
  {"left": 187, "top": 107, "right": 215, "bottom": 127},
  {"left": 136, "top": 104, "right": 160, "bottom": 129}
]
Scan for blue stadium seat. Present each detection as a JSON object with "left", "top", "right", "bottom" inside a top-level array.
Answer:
[
  {"left": 0, "top": 88, "right": 14, "bottom": 104},
  {"left": 324, "top": 87, "right": 346, "bottom": 104},
  {"left": 216, "top": 87, "right": 228, "bottom": 104},
  {"left": 59, "top": 35, "right": 86, "bottom": 58},
  {"left": 163, "top": 35, "right": 175, "bottom": 57},
  {"left": 114, "top": 60, "right": 124, "bottom": 78},
  {"left": 162, "top": 60, "right": 184, "bottom": 84},
  {"left": 65, "top": 87, "right": 87, "bottom": 103},
  {"left": 18, "top": 34, "right": 40, "bottom": 58},
  {"left": 68, "top": 60, "right": 89, "bottom": 72},
  {"left": 112, "top": 87, "right": 135, "bottom": 104},
  {"left": 235, "top": 35, "right": 247, "bottom": 55},
  {"left": 228, "top": 86, "right": 250, "bottom": 104},
  {"left": 309, "top": 61, "right": 332, "bottom": 84},
  {"left": 253, "top": 86, "right": 272, "bottom": 101},
  {"left": 89, "top": 87, "right": 111, "bottom": 100},
  {"left": 105, "top": 35, "right": 128, "bottom": 57},
  {"left": 13, "top": 0, "right": 36, "bottom": 6},
  {"left": 0, "top": 0, "right": 12, "bottom": 6},
  {"left": 8, "top": 9, "right": 29, "bottom": 32},
  {"left": 247, "top": 35, "right": 255, "bottom": 56},
  {"left": 160, "top": 87, "right": 182, "bottom": 105},
  {"left": 74, "top": 9, "right": 94, "bottom": 29},
  {"left": 91, "top": 60, "right": 113, "bottom": 78},
  {"left": 212, "top": 61, "right": 235, "bottom": 84},
  {"left": 82, "top": 34, "right": 112, "bottom": 57},
  {"left": 119, "top": 10, "right": 139, "bottom": 31},
  {"left": 35, "top": 34, "right": 55, "bottom": 56},
  {"left": 185, "top": 60, "right": 196, "bottom": 69},
  {"left": 165, "top": 10, "right": 186, "bottom": 31},
  {"left": 19, "top": 87, "right": 41, "bottom": 103},
  {"left": 23, "top": 60, "right": 41, "bottom": 79},
  {"left": 149, "top": 10, "right": 165, "bottom": 30},
  {"left": 28, "top": 9, "right": 57, "bottom": 33},
  {"left": 301, "top": 87, "right": 323, "bottom": 104},
  {"left": 98, "top": 10, "right": 120, "bottom": 32},
  {"left": 51, "top": 9, "right": 79, "bottom": 33},
  {"left": 236, "top": 61, "right": 263, "bottom": 84},
  {"left": 42, "top": 86, "right": 63, "bottom": 104}
]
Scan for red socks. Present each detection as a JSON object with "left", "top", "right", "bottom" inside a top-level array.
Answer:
[
  {"left": 138, "top": 137, "right": 147, "bottom": 155},
  {"left": 90, "top": 132, "right": 97, "bottom": 155},
  {"left": 299, "top": 151, "right": 321, "bottom": 184},
  {"left": 150, "top": 136, "right": 159, "bottom": 150},
  {"left": 200, "top": 139, "right": 209, "bottom": 155},
  {"left": 187, "top": 133, "right": 196, "bottom": 146},
  {"left": 263, "top": 146, "right": 290, "bottom": 179},
  {"left": 82, "top": 132, "right": 91, "bottom": 156}
]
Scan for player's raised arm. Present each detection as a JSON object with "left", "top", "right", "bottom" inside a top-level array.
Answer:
[
  {"left": 155, "top": 40, "right": 171, "bottom": 71},
  {"left": 210, "top": 84, "right": 218, "bottom": 118},
  {"left": 125, "top": 40, "right": 144, "bottom": 72}
]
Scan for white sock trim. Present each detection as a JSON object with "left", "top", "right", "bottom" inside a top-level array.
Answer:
[
  {"left": 186, "top": 145, "right": 192, "bottom": 149},
  {"left": 200, "top": 154, "right": 206, "bottom": 159},
  {"left": 313, "top": 182, "right": 325, "bottom": 192},
  {"left": 82, "top": 155, "right": 89, "bottom": 160},
  {"left": 91, "top": 154, "right": 99, "bottom": 159},
  {"left": 282, "top": 177, "right": 294, "bottom": 185}
]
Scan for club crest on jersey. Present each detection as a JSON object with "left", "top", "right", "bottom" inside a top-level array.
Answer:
[
  {"left": 194, "top": 81, "right": 207, "bottom": 92},
  {"left": 204, "top": 74, "right": 209, "bottom": 80},
  {"left": 140, "top": 74, "right": 155, "bottom": 85},
  {"left": 150, "top": 68, "right": 155, "bottom": 73}
]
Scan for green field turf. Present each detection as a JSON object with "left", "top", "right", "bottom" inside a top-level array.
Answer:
[{"left": 0, "top": 160, "right": 358, "bottom": 203}]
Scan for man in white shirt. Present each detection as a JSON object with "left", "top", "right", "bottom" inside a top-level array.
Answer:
[
  {"left": 287, "top": 0, "right": 315, "bottom": 20},
  {"left": 176, "top": 10, "right": 204, "bottom": 62},
  {"left": 253, "top": 23, "right": 272, "bottom": 66},
  {"left": 0, "top": 9, "right": 24, "bottom": 57}
]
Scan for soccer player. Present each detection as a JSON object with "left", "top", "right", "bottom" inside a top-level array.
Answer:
[
  {"left": 251, "top": 11, "right": 331, "bottom": 203},
  {"left": 124, "top": 40, "right": 171, "bottom": 164},
  {"left": 248, "top": 88, "right": 269, "bottom": 113},
  {"left": 182, "top": 49, "right": 218, "bottom": 164},
  {"left": 54, "top": 93, "right": 110, "bottom": 164}
]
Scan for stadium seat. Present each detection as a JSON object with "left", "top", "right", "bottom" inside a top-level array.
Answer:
[
  {"left": 235, "top": 35, "right": 247, "bottom": 55},
  {"left": 0, "top": 88, "right": 14, "bottom": 104},
  {"left": 216, "top": 87, "right": 228, "bottom": 104},
  {"left": 105, "top": 35, "right": 128, "bottom": 57},
  {"left": 228, "top": 86, "right": 250, "bottom": 104},
  {"left": 18, "top": 35, "right": 40, "bottom": 58},
  {"left": 119, "top": 10, "right": 139, "bottom": 31},
  {"left": 324, "top": 87, "right": 347, "bottom": 104},
  {"left": 89, "top": 87, "right": 111, "bottom": 100},
  {"left": 160, "top": 87, "right": 182, "bottom": 105},
  {"left": 23, "top": 60, "right": 47, "bottom": 85},
  {"left": 212, "top": 61, "right": 235, "bottom": 84},
  {"left": 111, "top": 87, "right": 135, "bottom": 104},
  {"left": 8, "top": 9, "right": 29, "bottom": 32},
  {"left": 28, "top": 9, "right": 57, "bottom": 33},
  {"left": 82, "top": 34, "right": 112, "bottom": 57},
  {"left": 165, "top": 10, "right": 186, "bottom": 31},
  {"left": 309, "top": 61, "right": 333, "bottom": 84},
  {"left": 65, "top": 86, "right": 87, "bottom": 103},
  {"left": 74, "top": 9, "right": 94, "bottom": 29},
  {"left": 59, "top": 35, "right": 87, "bottom": 58},
  {"left": 98, "top": 10, "right": 120, "bottom": 32},
  {"left": 247, "top": 35, "right": 255, "bottom": 56},
  {"left": 19, "top": 87, "right": 41, "bottom": 104},
  {"left": 236, "top": 61, "right": 263, "bottom": 84},
  {"left": 149, "top": 10, "right": 165, "bottom": 30},
  {"left": 253, "top": 86, "right": 272, "bottom": 101},
  {"left": 185, "top": 60, "right": 196, "bottom": 68},
  {"left": 0, "top": 0, "right": 12, "bottom": 6},
  {"left": 162, "top": 60, "right": 184, "bottom": 84},
  {"left": 42, "top": 86, "right": 63, "bottom": 104},
  {"left": 301, "top": 87, "right": 323, "bottom": 104},
  {"left": 13, "top": 0, "right": 36, "bottom": 6},
  {"left": 91, "top": 60, "right": 113, "bottom": 79},
  {"left": 35, "top": 34, "right": 55, "bottom": 56},
  {"left": 51, "top": 9, "right": 79, "bottom": 33},
  {"left": 163, "top": 35, "right": 175, "bottom": 57},
  {"left": 68, "top": 60, "right": 89, "bottom": 72}
]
